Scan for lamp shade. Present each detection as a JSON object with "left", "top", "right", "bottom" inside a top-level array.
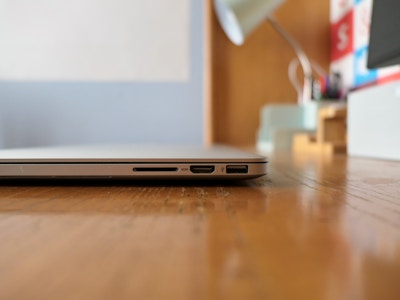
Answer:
[{"left": 214, "top": 0, "right": 285, "bottom": 45}]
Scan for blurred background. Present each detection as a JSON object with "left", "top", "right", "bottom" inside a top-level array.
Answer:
[
  {"left": 2, "top": 0, "right": 397, "bottom": 153},
  {"left": 0, "top": 0, "right": 329, "bottom": 149},
  {"left": 0, "top": 0, "right": 204, "bottom": 148}
]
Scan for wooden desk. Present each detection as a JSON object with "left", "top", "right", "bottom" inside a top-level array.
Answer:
[{"left": 1, "top": 153, "right": 400, "bottom": 300}]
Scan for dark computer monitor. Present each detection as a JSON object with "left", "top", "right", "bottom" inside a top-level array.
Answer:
[{"left": 367, "top": 0, "right": 400, "bottom": 69}]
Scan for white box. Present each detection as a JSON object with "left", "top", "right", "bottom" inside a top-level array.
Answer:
[
  {"left": 257, "top": 102, "right": 335, "bottom": 152},
  {"left": 348, "top": 81, "right": 400, "bottom": 160}
]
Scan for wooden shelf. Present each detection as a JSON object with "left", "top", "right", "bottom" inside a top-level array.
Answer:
[{"left": 293, "top": 105, "right": 347, "bottom": 155}]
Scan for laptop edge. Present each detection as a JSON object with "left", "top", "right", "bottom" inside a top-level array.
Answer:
[{"left": 0, "top": 145, "right": 268, "bottom": 180}]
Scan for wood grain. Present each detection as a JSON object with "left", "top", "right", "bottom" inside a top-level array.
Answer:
[
  {"left": 208, "top": 0, "right": 331, "bottom": 145},
  {"left": 1, "top": 153, "right": 400, "bottom": 300}
]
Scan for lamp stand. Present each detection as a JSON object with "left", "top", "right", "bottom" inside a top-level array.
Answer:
[
  {"left": 256, "top": 17, "right": 316, "bottom": 153},
  {"left": 267, "top": 17, "right": 313, "bottom": 104}
]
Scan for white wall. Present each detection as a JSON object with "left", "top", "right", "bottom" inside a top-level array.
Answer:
[
  {"left": 0, "top": 0, "right": 204, "bottom": 148},
  {"left": 0, "top": 0, "right": 190, "bottom": 81}
]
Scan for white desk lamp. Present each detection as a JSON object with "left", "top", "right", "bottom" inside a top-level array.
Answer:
[
  {"left": 213, "top": 0, "right": 313, "bottom": 104},
  {"left": 214, "top": 0, "right": 322, "bottom": 152}
]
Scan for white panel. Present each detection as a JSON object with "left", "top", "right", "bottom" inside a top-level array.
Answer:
[
  {"left": 348, "top": 81, "right": 400, "bottom": 161},
  {"left": 0, "top": 0, "right": 189, "bottom": 81}
]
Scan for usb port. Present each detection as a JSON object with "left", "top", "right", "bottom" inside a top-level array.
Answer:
[
  {"left": 190, "top": 165, "right": 215, "bottom": 174},
  {"left": 226, "top": 165, "right": 248, "bottom": 174}
]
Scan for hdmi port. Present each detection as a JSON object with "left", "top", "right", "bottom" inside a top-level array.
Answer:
[{"left": 190, "top": 165, "right": 215, "bottom": 174}]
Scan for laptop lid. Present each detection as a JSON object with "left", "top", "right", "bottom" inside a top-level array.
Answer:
[{"left": 0, "top": 145, "right": 267, "bottom": 180}]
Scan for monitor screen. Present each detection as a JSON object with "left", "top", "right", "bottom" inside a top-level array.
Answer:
[{"left": 367, "top": 0, "right": 400, "bottom": 69}]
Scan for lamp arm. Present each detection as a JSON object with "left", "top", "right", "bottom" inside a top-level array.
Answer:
[{"left": 267, "top": 17, "right": 313, "bottom": 105}]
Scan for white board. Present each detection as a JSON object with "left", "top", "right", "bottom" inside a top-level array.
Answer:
[{"left": 0, "top": 0, "right": 189, "bottom": 81}]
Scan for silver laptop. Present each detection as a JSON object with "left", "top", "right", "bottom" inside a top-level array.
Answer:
[{"left": 0, "top": 144, "right": 267, "bottom": 180}]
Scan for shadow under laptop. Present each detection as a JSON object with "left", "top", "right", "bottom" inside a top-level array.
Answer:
[
  {"left": 0, "top": 177, "right": 272, "bottom": 216},
  {"left": 0, "top": 177, "right": 270, "bottom": 187}
]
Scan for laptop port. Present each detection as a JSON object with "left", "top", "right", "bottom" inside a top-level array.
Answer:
[
  {"left": 190, "top": 165, "right": 215, "bottom": 174},
  {"left": 133, "top": 167, "right": 178, "bottom": 172},
  {"left": 226, "top": 165, "right": 248, "bottom": 174}
]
